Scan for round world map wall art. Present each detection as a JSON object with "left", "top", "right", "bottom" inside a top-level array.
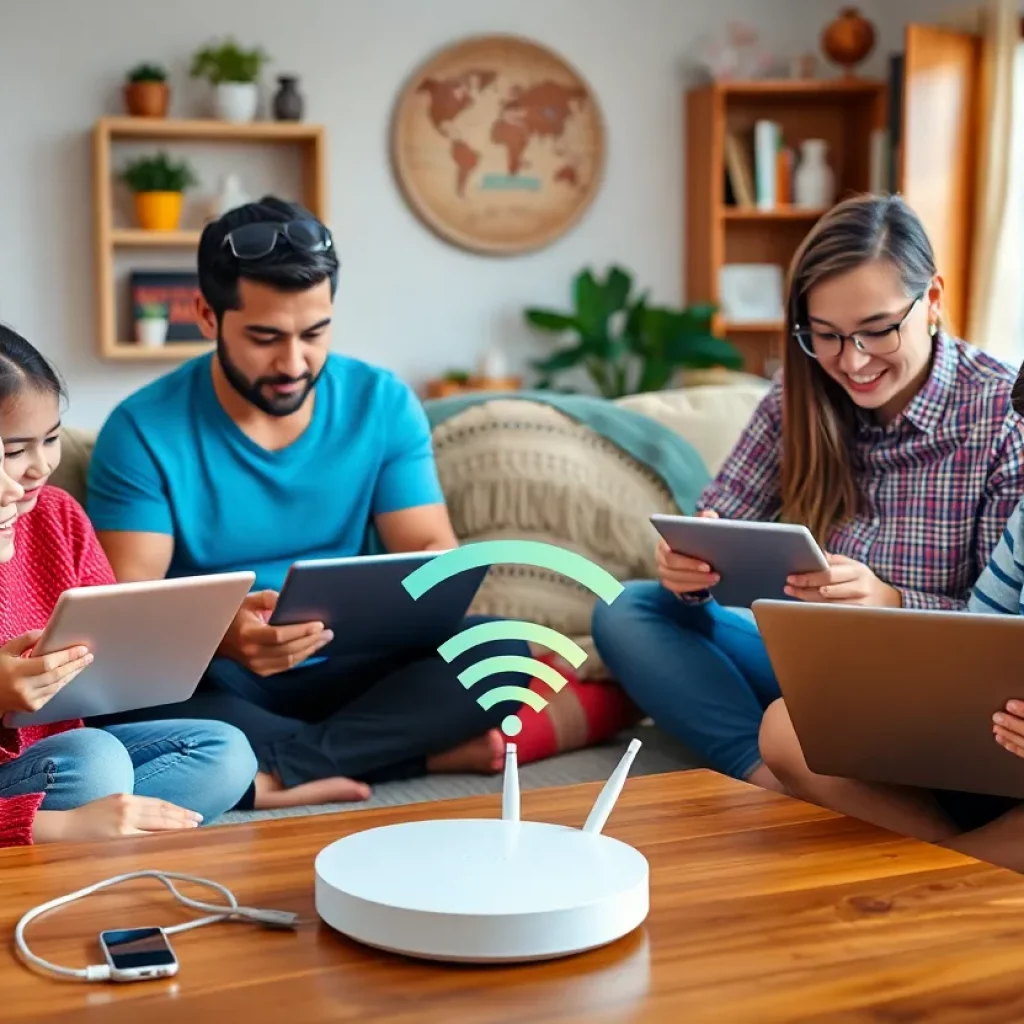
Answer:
[{"left": 391, "top": 34, "right": 606, "bottom": 255}]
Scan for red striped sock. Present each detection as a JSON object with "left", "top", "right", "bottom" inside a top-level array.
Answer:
[{"left": 511, "top": 653, "right": 640, "bottom": 765}]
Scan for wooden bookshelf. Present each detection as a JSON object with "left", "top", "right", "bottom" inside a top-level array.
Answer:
[
  {"left": 684, "top": 78, "right": 887, "bottom": 376},
  {"left": 92, "top": 116, "right": 328, "bottom": 362}
]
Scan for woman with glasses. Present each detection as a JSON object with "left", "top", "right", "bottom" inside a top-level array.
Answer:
[{"left": 591, "top": 192, "right": 1024, "bottom": 794}]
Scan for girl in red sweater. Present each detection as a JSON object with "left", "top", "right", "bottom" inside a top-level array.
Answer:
[{"left": 0, "top": 325, "right": 258, "bottom": 846}]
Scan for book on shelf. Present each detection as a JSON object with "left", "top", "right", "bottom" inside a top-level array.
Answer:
[
  {"left": 753, "top": 120, "right": 779, "bottom": 210},
  {"left": 725, "top": 120, "right": 792, "bottom": 211}
]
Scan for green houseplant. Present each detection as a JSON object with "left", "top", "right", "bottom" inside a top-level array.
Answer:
[
  {"left": 120, "top": 152, "right": 198, "bottom": 231},
  {"left": 190, "top": 39, "right": 270, "bottom": 122},
  {"left": 124, "top": 63, "right": 170, "bottom": 117},
  {"left": 525, "top": 266, "right": 743, "bottom": 398}
]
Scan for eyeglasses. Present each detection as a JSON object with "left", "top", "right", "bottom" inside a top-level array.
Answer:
[
  {"left": 222, "top": 218, "right": 333, "bottom": 260},
  {"left": 793, "top": 295, "right": 923, "bottom": 360}
]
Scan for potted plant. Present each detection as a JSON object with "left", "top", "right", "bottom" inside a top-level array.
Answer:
[
  {"left": 190, "top": 38, "right": 270, "bottom": 123},
  {"left": 525, "top": 266, "right": 743, "bottom": 397},
  {"left": 120, "top": 151, "right": 198, "bottom": 231},
  {"left": 135, "top": 302, "right": 169, "bottom": 347},
  {"left": 123, "top": 63, "right": 170, "bottom": 117}
]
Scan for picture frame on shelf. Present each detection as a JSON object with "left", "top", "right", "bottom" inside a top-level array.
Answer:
[
  {"left": 719, "top": 264, "right": 785, "bottom": 324},
  {"left": 129, "top": 270, "right": 204, "bottom": 343}
]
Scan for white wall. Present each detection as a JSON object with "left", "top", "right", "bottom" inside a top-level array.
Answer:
[{"left": 0, "top": 0, "right": 939, "bottom": 428}]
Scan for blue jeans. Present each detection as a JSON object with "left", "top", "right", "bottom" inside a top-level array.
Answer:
[
  {"left": 97, "top": 616, "right": 530, "bottom": 788},
  {"left": 0, "top": 722, "right": 257, "bottom": 823},
  {"left": 591, "top": 581, "right": 779, "bottom": 779}
]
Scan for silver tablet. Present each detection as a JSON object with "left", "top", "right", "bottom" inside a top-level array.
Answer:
[
  {"left": 649, "top": 513, "right": 828, "bottom": 608},
  {"left": 4, "top": 571, "right": 256, "bottom": 728}
]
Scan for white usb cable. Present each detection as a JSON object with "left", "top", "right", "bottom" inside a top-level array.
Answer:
[{"left": 15, "top": 870, "right": 298, "bottom": 982}]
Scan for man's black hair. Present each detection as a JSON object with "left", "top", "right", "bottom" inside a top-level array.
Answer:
[{"left": 197, "top": 195, "right": 339, "bottom": 322}]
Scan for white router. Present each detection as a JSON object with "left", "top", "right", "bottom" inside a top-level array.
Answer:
[{"left": 315, "top": 738, "right": 648, "bottom": 963}]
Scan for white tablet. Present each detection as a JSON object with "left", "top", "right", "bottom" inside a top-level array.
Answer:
[
  {"left": 649, "top": 513, "right": 828, "bottom": 609},
  {"left": 269, "top": 550, "right": 489, "bottom": 658},
  {"left": 4, "top": 571, "right": 255, "bottom": 728}
]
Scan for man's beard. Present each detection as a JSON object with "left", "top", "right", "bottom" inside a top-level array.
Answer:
[{"left": 216, "top": 337, "right": 321, "bottom": 417}]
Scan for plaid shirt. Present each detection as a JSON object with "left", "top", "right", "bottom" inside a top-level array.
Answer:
[{"left": 699, "top": 332, "right": 1024, "bottom": 609}]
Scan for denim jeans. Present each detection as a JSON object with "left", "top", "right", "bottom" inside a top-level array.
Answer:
[
  {"left": 0, "top": 721, "right": 257, "bottom": 823},
  {"left": 95, "top": 616, "right": 531, "bottom": 788},
  {"left": 591, "top": 581, "right": 780, "bottom": 779}
]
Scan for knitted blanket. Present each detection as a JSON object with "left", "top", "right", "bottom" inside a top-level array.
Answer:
[{"left": 423, "top": 389, "right": 711, "bottom": 514}]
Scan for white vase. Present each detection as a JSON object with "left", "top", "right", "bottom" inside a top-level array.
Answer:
[
  {"left": 477, "top": 348, "right": 509, "bottom": 379},
  {"left": 136, "top": 318, "right": 168, "bottom": 347},
  {"left": 209, "top": 173, "right": 250, "bottom": 219},
  {"left": 794, "top": 139, "right": 835, "bottom": 209},
  {"left": 214, "top": 82, "right": 259, "bottom": 123}
]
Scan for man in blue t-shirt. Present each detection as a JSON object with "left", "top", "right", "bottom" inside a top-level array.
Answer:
[{"left": 87, "top": 197, "right": 526, "bottom": 810}]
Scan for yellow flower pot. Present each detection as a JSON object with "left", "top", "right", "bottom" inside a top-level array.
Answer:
[{"left": 134, "top": 191, "right": 183, "bottom": 232}]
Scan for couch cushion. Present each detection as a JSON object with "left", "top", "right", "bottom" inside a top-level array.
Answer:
[
  {"left": 51, "top": 427, "right": 96, "bottom": 507},
  {"left": 616, "top": 381, "right": 769, "bottom": 477}
]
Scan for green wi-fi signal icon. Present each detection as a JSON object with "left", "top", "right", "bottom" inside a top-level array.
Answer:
[{"left": 402, "top": 541, "right": 624, "bottom": 738}]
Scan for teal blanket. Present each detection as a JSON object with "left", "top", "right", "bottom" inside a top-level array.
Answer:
[
  {"left": 423, "top": 389, "right": 711, "bottom": 513},
  {"left": 362, "top": 390, "right": 710, "bottom": 554}
]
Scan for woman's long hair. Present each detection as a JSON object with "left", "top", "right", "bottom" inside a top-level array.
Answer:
[{"left": 781, "top": 193, "right": 937, "bottom": 544}]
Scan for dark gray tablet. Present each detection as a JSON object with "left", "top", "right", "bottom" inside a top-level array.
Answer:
[
  {"left": 649, "top": 513, "right": 828, "bottom": 608},
  {"left": 269, "top": 551, "right": 489, "bottom": 658}
]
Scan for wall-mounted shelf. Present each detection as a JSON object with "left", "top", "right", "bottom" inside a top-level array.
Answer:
[
  {"left": 685, "top": 77, "right": 887, "bottom": 376},
  {"left": 721, "top": 207, "right": 828, "bottom": 222},
  {"left": 111, "top": 229, "right": 202, "bottom": 247},
  {"left": 92, "top": 116, "right": 328, "bottom": 363}
]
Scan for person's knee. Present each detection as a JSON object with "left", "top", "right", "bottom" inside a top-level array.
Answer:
[
  {"left": 758, "top": 699, "right": 808, "bottom": 785},
  {"left": 591, "top": 581, "right": 663, "bottom": 660},
  {"left": 41, "top": 728, "right": 134, "bottom": 809},
  {"left": 192, "top": 722, "right": 258, "bottom": 812}
]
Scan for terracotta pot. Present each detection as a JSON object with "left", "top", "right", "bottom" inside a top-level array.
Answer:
[
  {"left": 134, "top": 191, "right": 183, "bottom": 231},
  {"left": 820, "top": 7, "right": 876, "bottom": 76},
  {"left": 124, "top": 81, "right": 169, "bottom": 118}
]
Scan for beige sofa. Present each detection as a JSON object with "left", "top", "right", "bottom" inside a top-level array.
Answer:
[
  {"left": 52, "top": 378, "right": 769, "bottom": 675},
  {"left": 50, "top": 379, "right": 768, "bottom": 814}
]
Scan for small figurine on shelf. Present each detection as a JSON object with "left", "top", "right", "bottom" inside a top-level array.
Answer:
[
  {"left": 694, "top": 21, "right": 777, "bottom": 81},
  {"left": 135, "top": 302, "right": 169, "bottom": 348},
  {"left": 123, "top": 63, "right": 170, "bottom": 117},
  {"left": 206, "top": 173, "right": 251, "bottom": 221}
]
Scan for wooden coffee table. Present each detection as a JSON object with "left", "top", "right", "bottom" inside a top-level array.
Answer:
[{"left": 6, "top": 769, "right": 1024, "bottom": 1023}]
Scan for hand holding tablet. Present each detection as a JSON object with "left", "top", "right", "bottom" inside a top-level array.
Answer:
[
  {"left": 217, "top": 589, "right": 334, "bottom": 678},
  {"left": 649, "top": 512, "right": 829, "bottom": 608},
  {"left": 654, "top": 510, "right": 723, "bottom": 595},
  {"left": 783, "top": 553, "right": 902, "bottom": 607},
  {"left": 0, "top": 630, "right": 93, "bottom": 717}
]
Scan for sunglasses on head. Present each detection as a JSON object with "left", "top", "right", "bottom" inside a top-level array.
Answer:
[{"left": 221, "top": 218, "right": 333, "bottom": 260}]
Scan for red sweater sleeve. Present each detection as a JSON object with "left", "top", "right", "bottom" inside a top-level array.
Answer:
[{"left": 0, "top": 792, "right": 45, "bottom": 847}]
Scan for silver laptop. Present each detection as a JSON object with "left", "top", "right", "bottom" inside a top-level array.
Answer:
[{"left": 752, "top": 599, "right": 1024, "bottom": 798}]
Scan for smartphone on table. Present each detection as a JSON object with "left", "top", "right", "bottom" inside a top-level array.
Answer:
[{"left": 99, "top": 926, "right": 179, "bottom": 982}]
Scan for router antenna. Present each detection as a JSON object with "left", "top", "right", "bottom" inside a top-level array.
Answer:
[
  {"left": 582, "top": 738, "right": 641, "bottom": 835},
  {"left": 502, "top": 743, "right": 520, "bottom": 822}
]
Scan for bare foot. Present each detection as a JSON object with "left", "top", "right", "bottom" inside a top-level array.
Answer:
[
  {"left": 253, "top": 770, "right": 371, "bottom": 809},
  {"left": 427, "top": 729, "right": 505, "bottom": 775}
]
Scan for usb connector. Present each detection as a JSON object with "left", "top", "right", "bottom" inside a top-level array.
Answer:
[{"left": 249, "top": 909, "right": 299, "bottom": 930}]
